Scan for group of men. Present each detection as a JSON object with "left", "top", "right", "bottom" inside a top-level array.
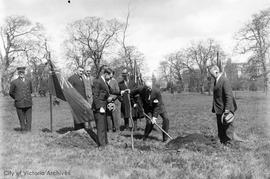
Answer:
[
  {"left": 9, "top": 64, "right": 239, "bottom": 148},
  {"left": 67, "top": 66, "right": 170, "bottom": 146}
]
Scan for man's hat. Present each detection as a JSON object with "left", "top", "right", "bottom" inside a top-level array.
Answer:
[
  {"left": 121, "top": 69, "right": 128, "bottom": 76},
  {"left": 17, "top": 67, "right": 26, "bottom": 73},
  {"left": 221, "top": 112, "right": 234, "bottom": 125}
]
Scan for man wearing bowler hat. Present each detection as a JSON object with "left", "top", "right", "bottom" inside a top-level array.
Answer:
[{"left": 9, "top": 67, "right": 33, "bottom": 131}]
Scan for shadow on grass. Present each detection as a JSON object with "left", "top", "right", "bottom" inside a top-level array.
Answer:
[
  {"left": 122, "top": 133, "right": 160, "bottom": 141},
  {"left": 119, "top": 125, "right": 145, "bottom": 132},
  {"left": 55, "top": 127, "right": 75, "bottom": 134},
  {"left": 13, "top": 127, "right": 23, "bottom": 131}
]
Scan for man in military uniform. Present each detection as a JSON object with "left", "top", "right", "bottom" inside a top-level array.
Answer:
[{"left": 9, "top": 67, "right": 33, "bottom": 131}]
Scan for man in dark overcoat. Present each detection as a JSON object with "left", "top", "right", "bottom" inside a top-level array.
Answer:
[
  {"left": 92, "top": 68, "right": 113, "bottom": 147},
  {"left": 209, "top": 65, "right": 238, "bottom": 144},
  {"left": 118, "top": 69, "right": 137, "bottom": 130},
  {"left": 9, "top": 67, "right": 33, "bottom": 131},
  {"left": 130, "top": 80, "right": 170, "bottom": 142},
  {"left": 68, "top": 66, "right": 87, "bottom": 130}
]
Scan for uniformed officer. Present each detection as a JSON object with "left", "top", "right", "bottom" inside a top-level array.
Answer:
[{"left": 9, "top": 67, "right": 33, "bottom": 131}]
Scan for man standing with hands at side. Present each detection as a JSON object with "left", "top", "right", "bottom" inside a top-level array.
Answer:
[
  {"left": 9, "top": 67, "right": 33, "bottom": 132},
  {"left": 92, "top": 67, "right": 113, "bottom": 147},
  {"left": 209, "top": 65, "right": 242, "bottom": 145},
  {"left": 83, "top": 66, "right": 94, "bottom": 129}
]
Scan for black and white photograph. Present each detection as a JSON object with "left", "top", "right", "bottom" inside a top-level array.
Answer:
[{"left": 0, "top": 0, "right": 270, "bottom": 178}]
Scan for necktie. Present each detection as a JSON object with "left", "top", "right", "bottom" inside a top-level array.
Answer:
[{"left": 148, "top": 88, "right": 151, "bottom": 100}]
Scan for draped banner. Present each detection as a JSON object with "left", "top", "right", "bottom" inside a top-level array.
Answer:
[{"left": 47, "top": 60, "right": 98, "bottom": 145}]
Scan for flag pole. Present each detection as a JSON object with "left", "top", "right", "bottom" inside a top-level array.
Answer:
[
  {"left": 49, "top": 92, "right": 53, "bottom": 132},
  {"left": 48, "top": 52, "right": 53, "bottom": 132}
]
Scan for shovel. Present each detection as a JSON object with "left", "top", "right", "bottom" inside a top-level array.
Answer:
[{"left": 143, "top": 112, "right": 173, "bottom": 140}]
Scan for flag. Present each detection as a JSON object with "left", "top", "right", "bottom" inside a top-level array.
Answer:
[
  {"left": 47, "top": 60, "right": 66, "bottom": 101},
  {"left": 60, "top": 79, "right": 95, "bottom": 124},
  {"left": 47, "top": 60, "right": 98, "bottom": 144}
]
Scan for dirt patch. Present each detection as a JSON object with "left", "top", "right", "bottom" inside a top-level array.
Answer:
[
  {"left": 47, "top": 130, "right": 97, "bottom": 149},
  {"left": 165, "top": 133, "right": 219, "bottom": 151}
]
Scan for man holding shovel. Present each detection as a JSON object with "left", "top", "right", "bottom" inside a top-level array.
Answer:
[{"left": 130, "top": 79, "right": 170, "bottom": 142}]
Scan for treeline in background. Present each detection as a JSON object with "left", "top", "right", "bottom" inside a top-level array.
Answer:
[{"left": 1, "top": 7, "right": 270, "bottom": 96}]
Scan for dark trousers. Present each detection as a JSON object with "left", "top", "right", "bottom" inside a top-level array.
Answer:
[
  {"left": 144, "top": 112, "right": 169, "bottom": 141},
  {"left": 216, "top": 114, "right": 234, "bottom": 143},
  {"left": 73, "top": 122, "right": 85, "bottom": 130},
  {"left": 95, "top": 112, "right": 108, "bottom": 146},
  {"left": 124, "top": 118, "right": 129, "bottom": 127},
  {"left": 16, "top": 107, "right": 32, "bottom": 131}
]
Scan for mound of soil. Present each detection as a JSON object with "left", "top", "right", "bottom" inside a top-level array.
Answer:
[
  {"left": 165, "top": 133, "right": 219, "bottom": 151},
  {"left": 47, "top": 129, "right": 97, "bottom": 149}
]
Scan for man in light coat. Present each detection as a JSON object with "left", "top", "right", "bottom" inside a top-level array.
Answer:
[
  {"left": 83, "top": 66, "right": 94, "bottom": 129},
  {"left": 107, "top": 70, "right": 121, "bottom": 132}
]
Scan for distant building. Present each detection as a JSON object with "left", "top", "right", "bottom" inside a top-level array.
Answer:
[{"left": 224, "top": 58, "right": 248, "bottom": 80}]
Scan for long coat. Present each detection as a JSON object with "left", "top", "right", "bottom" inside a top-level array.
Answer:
[
  {"left": 92, "top": 77, "right": 110, "bottom": 111},
  {"left": 68, "top": 74, "right": 87, "bottom": 100},
  {"left": 9, "top": 78, "right": 33, "bottom": 108},
  {"left": 118, "top": 79, "right": 136, "bottom": 118},
  {"left": 92, "top": 77, "right": 110, "bottom": 146},
  {"left": 212, "top": 74, "right": 237, "bottom": 115},
  {"left": 108, "top": 78, "right": 120, "bottom": 96},
  {"left": 131, "top": 86, "right": 165, "bottom": 118},
  {"left": 83, "top": 75, "right": 93, "bottom": 107}
]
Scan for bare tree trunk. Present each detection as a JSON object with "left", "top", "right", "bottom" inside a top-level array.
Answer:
[{"left": 1, "top": 72, "right": 11, "bottom": 96}]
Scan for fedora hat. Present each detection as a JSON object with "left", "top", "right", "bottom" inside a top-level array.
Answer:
[
  {"left": 221, "top": 112, "right": 234, "bottom": 125},
  {"left": 17, "top": 66, "right": 26, "bottom": 73}
]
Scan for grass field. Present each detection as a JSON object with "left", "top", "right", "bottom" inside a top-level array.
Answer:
[{"left": 1, "top": 92, "right": 270, "bottom": 179}]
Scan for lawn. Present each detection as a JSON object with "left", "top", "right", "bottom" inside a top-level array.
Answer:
[{"left": 1, "top": 91, "right": 270, "bottom": 179}]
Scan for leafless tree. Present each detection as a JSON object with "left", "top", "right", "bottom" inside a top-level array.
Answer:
[
  {"left": 23, "top": 37, "right": 49, "bottom": 95},
  {"left": 65, "top": 17, "right": 124, "bottom": 77},
  {"left": 117, "top": 6, "right": 146, "bottom": 79},
  {"left": 159, "top": 60, "right": 171, "bottom": 84},
  {"left": 0, "top": 15, "right": 43, "bottom": 95},
  {"left": 186, "top": 39, "right": 224, "bottom": 93},
  {"left": 235, "top": 8, "right": 270, "bottom": 94}
]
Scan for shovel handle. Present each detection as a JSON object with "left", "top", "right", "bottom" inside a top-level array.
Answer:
[{"left": 143, "top": 112, "right": 173, "bottom": 140}]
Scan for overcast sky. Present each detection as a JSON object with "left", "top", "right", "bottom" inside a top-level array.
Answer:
[{"left": 1, "top": 0, "right": 270, "bottom": 75}]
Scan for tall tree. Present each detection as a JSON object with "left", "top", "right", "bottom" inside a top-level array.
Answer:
[
  {"left": 186, "top": 39, "right": 225, "bottom": 93},
  {"left": 235, "top": 8, "right": 270, "bottom": 93},
  {"left": 65, "top": 17, "right": 123, "bottom": 77},
  {"left": 166, "top": 51, "right": 186, "bottom": 87},
  {"left": 0, "top": 15, "right": 42, "bottom": 95},
  {"left": 159, "top": 60, "right": 171, "bottom": 84}
]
